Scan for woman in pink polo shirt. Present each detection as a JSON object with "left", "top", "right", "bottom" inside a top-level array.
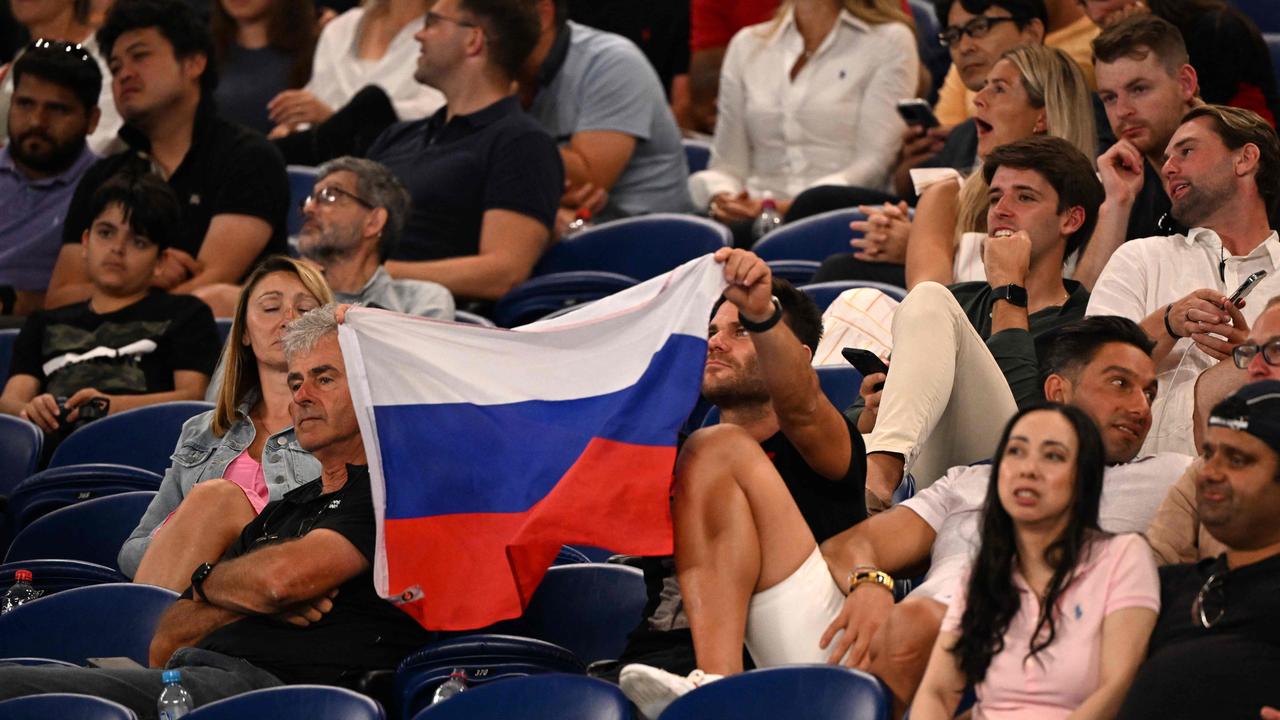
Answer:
[{"left": 913, "top": 403, "right": 1160, "bottom": 719}]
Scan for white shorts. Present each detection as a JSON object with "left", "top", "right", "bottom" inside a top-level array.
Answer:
[{"left": 744, "top": 547, "right": 847, "bottom": 667}]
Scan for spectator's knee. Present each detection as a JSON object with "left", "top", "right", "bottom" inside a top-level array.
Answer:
[
  {"left": 879, "top": 597, "right": 946, "bottom": 669},
  {"left": 182, "top": 478, "right": 254, "bottom": 522},
  {"left": 675, "top": 424, "right": 768, "bottom": 496}
]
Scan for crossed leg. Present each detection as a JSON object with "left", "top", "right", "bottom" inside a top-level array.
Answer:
[
  {"left": 868, "top": 596, "right": 948, "bottom": 717},
  {"left": 133, "top": 479, "right": 257, "bottom": 591}
]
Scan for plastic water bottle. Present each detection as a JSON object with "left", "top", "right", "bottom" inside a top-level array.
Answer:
[
  {"left": 0, "top": 570, "right": 41, "bottom": 614},
  {"left": 565, "top": 207, "right": 593, "bottom": 236},
  {"left": 157, "top": 669, "right": 193, "bottom": 719},
  {"left": 752, "top": 193, "right": 783, "bottom": 240},
  {"left": 431, "top": 669, "right": 469, "bottom": 704}
]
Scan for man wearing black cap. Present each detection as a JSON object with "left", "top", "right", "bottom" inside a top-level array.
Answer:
[{"left": 1117, "top": 380, "right": 1280, "bottom": 719}]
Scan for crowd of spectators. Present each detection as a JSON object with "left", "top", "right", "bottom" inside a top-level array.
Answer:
[{"left": 1, "top": 0, "right": 1280, "bottom": 716}]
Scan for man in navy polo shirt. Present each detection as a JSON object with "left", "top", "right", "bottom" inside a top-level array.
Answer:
[{"left": 367, "top": 0, "right": 563, "bottom": 304}]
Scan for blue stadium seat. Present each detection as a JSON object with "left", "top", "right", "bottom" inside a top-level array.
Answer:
[
  {"left": 658, "top": 665, "right": 890, "bottom": 720},
  {"left": 0, "top": 415, "right": 42, "bottom": 498},
  {"left": 553, "top": 545, "right": 593, "bottom": 565},
  {"left": 753, "top": 209, "right": 866, "bottom": 264},
  {"left": 766, "top": 259, "right": 822, "bottom": 285},
  {"left": 566, "top": 545, "right": 616, "bottom": 563},
  {"left": 394, "top": 635, "right": 585, "bottom": 720},
  {"left": 187, "top": 685, "right": 384, "bottom": 720},
  {"left": 0, "top": 657, "right": 82, "bottom": 667},
  {"left": 533, "top": 214, "right": 731, "bottom": 280},
  {"left": 49, "top": 401, "right": 214, "bottom": 474},
  {"left": 1266, "top": 33, "right": 1280, "bottom": 85},
  {"left": 682, "top": 139, "right": 711, "bottom": 174},
  {"left": 7, "top": 463, "right": 162, "bottom": 535},
  {"left": 453, "top": 310, "right": 497, "bottom": 328},
  {"left": 215, "top": 318, "right": 233, "bottom": 345},
  {"left": 5, "top": 491, "right": 156, "bottom": 570},
  {"left": 412, "top": 673, "right": 630, "bottom": 720},
  {"left": 286, "top": 165, "right": 320, "bottom": 236},
  {"left": 1241, "top": 2, "right": 1280, "bottom": 32},
  {"left": 0, "top": 582, "right": 178, "bottom": 665},
  {"left": 801, "top": 280, "right": 908, "bottom": 311},
  {"left": 493, "top": 272, "right": 638, "bottom": 328},
  {"left": 0, "top": 559, "right": 129, "bottom": 596},
  {"left": 0, "top": 327, "right": 18, "bottom": 387},
  {"left": 0, "top": 693, "right": 138, "bottom": 720}
]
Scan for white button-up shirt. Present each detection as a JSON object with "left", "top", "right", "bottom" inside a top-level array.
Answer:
[
  {"left": 1086, "top": 228, "right": 1280, "bottom": 455},
  {"left": 688, "top": 9, "right": 918, "bottom": 208}
]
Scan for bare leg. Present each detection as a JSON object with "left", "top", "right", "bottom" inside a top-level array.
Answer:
[
  {"left": 868, "top": 596, "right": 947, "bottom": 718},
  {"left": 673, "top": 424, "right": 820, "bottom": 675},
  {"left": 133, "top": 479, "right": 257, "bottom": 591}
]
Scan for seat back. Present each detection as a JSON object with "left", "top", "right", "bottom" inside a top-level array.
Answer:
[
  {"left": 0, "top": 559, "right": 128, "bottom": 596},
  {"left": 6, "top": 491, "right": 156, "bottom": 569},
  {"left": 533, "top": 214, "right": 730, "bottom": 280},
  {"left": 7, "top": 464, "right": 162, "bottom": 533},
  {"left": 0, "top": 582, "right": 178, "bottom": 665},
  {"left": 187, "top": 684, "right": 384, "bottom": 720},
  {"left": 0, "top": 415, "right": 42, "bottom": 497},
  {"left": 412, "top": 673, "right": 630, "bottom": 720},
  {"left": 0, "top": 693, "right": 138, "bottom": 720},
  {"left": 658, "top": 665, "right": 890, "bottom": 720},
  {"left": 682, "top": 139, "right": 711, "bottom": 173},
  {"left": 765, "top": 259, "right": 821, "bottom": 285},
  {"left": 801, "top": 280, "right": 907, "bottom": 311},
  {"left": 286, "top": 165, "right": 320, "bottom": 236},
  {"left": 1267, "top": 33, "right": 1280, "bottom": 85},
  {"left": 49, "top": 401, "right": 213, "bottom": 474},
  {"left": 0, "top": 327, "right": 18, "bottom": 387},
  {"left": 1241, "top": 1, "right": 1280, "bottom": 32},
  {"left": 752, "top": 209, "right": 865, "bottom": 263},
  {"left": 493, "top": 272, "right": 637, "bottom": 328}
]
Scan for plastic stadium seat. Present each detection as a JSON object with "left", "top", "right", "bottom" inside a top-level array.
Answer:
[
  {"left": 0, "top": 657, "right": 82, "bottom": 667},
  {"left": 0, "top": 327, "right": 18, "bottom": 387},
  {"left": 1267, "top": 34, "right": 1280, "bottom": 84},
  {"left": 49, "top": 401, "right": 214, "bottom": 474},
  {"left": 533, "top": 214, "right": 731, "bottom": 281},
  {"left": 658, "top": 665, "right": 890, "bottom": 720},
  {"left": 1242, "top": 2, "right": 1280, "bottom": 33},
  {"left": 7, "top": 464, "right": 162, "bottom": 534},
  {"left": 682, "top": 139, "right": 711, "bottom": 173},
  {"left": 412, "top": 673, "right": 630, "bottom": 720},
  {"left": 0, "top": 582, "right": 179, "bottom": 665},
  {"left": 0, "top": 693, "right": 138, "bottom": 720},
  {"left": 215, "top": 317, "right": 233, "bottom": 345},
  {"left": 0, "top": 560, "right": 128, "bottom": 596},
  {"left": 0, "top": 415, "right": 42, "bottom": 498},
  {"left": 453, "top": 310, "right": 497, "bottom": 328},
  {"left": 801, "top": 280, "right": 908, "bottom": 311},
  {"left": 187, "top": 685, "right": 384, "bottom": 719},
  {"left": 5, "top": 492, "right": 156, "bottom": 570},
  {"left": 286, "top": 165, "right": 320, "bottom": 236},
  {"left": 766, "top": 259, "right": 822, "bottom": 285},
  {"left": 493, "top": 271, "right": 637, "bottom": 328},
  {"left": 553, "top": 545, "right": 593, "bottom": 565},
  {"left": 566, "top": 545, "right": 617, "bottom": 563},
  {"left": 394, "top": 635, "right": 585, "bottom": 720},
  {"left": 752, "top": 209, "right": 866, "bottom": 263}
]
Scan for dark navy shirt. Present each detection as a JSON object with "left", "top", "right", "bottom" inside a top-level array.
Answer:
[{"left": 366, "top": 95, "right": 563, "bottom": 262}]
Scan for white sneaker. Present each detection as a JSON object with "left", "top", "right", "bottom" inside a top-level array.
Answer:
[{"left": 619, "top": 664, "right": 723, "bottom": 719}]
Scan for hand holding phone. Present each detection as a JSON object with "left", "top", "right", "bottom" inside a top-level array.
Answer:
[
  {"left": 896, "top": 99, "right": 939, "bottom": 129},
  {"left": 842, "top": 348, "right": 889, "bottom": 392},
  {"left": 1228, "top": 270, "right": 1267, "bottom": 308}
]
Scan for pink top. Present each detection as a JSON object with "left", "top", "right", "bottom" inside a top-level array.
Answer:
[
  {"left": 941, "top": 533, "right": 1160, "bottom": 719},
  {"left": 223, "top": 450, "right": 271, "bottom": 515}
]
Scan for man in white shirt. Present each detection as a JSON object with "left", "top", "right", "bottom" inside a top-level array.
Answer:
[{"left": 1086, "top": 105, "right": 1280, "bottom": 457}]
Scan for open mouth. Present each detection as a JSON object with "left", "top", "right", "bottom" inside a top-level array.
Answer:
[
  {"left": 1113, "top": 422, "right": 1141, "bottom": 439},
  {"left": 974, "top": 117, "right": 993, "bottom": 134},
  {"left": 1169, "top": 181, "right": 1191, "bottom": 200},
  {"left": 991, "top": 229, "right": 1015, "bottom": 237}
]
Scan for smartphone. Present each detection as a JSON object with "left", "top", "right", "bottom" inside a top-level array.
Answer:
[
  {"left": 841, "top": 348, "right": 889, "bottom": 392},
  {"left": 896, "top": 99, "right": 940, "bottom": 129},
  {"left": 1228, "top": 270, "right": 1268, "bottom": 306}
]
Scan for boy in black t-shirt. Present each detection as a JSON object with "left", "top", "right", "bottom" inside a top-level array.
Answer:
[{"left": 0, "top": 173, "right": 220, "bottom": 436}]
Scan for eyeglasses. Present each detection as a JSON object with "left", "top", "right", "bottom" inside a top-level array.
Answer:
[
  {"left": 423, "top": 10, "right": 478, "bottom": 29},
  {"left": 1191, "top": 570, "right": 1226, "bottom": 629},
  {"left": 1233, "top": 338, "right": 1280, "bottom": 369},
  {"left": 938, "top": 16, "right": 1020, "bottom": 47},
  {"left": 28, "top": 38, "right": 94, "bottom": 63},
  {"left": 301, "top": 185, "right": 374, "bottom": 212}
]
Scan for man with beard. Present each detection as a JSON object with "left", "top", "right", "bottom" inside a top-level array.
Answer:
[
  {"left": 0, "top": 41, "right": 101, "bottom": 315},
  {"left": 1087, "top": 105, "right": 1280, "bottom": 456}
]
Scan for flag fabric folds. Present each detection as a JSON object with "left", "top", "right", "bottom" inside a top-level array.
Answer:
[{"left": 338, "top": 255, "right": 727, "bottom": 630}]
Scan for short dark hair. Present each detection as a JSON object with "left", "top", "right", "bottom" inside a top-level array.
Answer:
[
  {"left": 96, "top": 0, "right": 218, "bottom": 96},
  {"left": 11, "top": 42, "right": 103, "bottom": 111},
  {"left": 935, "top": 0, "right": 1048, "bottom": 29},
  {"left": 710, "top": 278, "right": 823, "bottom": 351},
  {"left": 1183, "top": 104, "right": 1280, "bottom": 220},
  {"left": 1091, "top": 14, "right": 1189, "bottom": 73},
  {"left": 1042, "top": 315, "right": 1155, "bottom": 382},
  {"left": 458, "top": 0, "right": 542, "bottom": 78},
  {"left": 981, "top": 135, "right": 1104, "bottom": 259},
  {"left": 84, "top": 172, "right": 181, "bottom": 249}
]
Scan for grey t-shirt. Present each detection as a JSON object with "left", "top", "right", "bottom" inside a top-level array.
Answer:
[{"left": 334, "top": 266, "right": 455, "bottom": 319}]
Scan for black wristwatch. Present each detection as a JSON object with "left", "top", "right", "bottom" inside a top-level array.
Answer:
[
  {"left": 191, "top": 562, "right": 215, "bottom": 602},
  {"left": 991, "top": 284, "right": 1028, "bottom": 308},
  {"left": 739, "top": 296, "right": 783, "bottom": 333}
]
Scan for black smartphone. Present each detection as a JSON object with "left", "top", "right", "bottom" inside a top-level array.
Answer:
[
  {"left": 896, "top": 99, "right": 940, "bottom": 129},
  {"left": 841, "top": 348, "right": 889, "bottom": 392},
  {"left": 1228, "top": 270, "right": 1268, "bottom": 306}
]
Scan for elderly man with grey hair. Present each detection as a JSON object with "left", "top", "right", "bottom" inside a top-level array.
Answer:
[{"left": 0, "top": 304, "right": 433, "bottom": 716}]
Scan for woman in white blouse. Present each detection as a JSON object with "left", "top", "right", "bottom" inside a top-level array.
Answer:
[
  {"left": 691, "top": 0, "right": 918, "bottom": 230},
  {"left": 266, "top": 0, "right": 444, "bottom": 137}
]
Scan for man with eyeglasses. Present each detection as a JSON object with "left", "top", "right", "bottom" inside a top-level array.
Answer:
[{"left": 1117, "top": 380, "right": 1280, "bottom": 719}]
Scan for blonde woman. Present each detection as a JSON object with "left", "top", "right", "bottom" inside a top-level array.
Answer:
[{"left": 119, "top": 257, "right": 334, "bottom": 590}]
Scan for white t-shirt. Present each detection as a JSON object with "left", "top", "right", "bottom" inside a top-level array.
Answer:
[{"left": 902, "top": 452, "right": 1191, "bottom": 602}]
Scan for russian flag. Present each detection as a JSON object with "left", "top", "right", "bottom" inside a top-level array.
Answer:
[{"left": 338, "top": 256, "right": 727, "bottom": 630}]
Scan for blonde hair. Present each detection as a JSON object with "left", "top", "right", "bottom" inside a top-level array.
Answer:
[
  {"left": 211, "top": 256, "right": 334, "bottom": 436},
  {"left": 766, "top": 0, "right": 914, "bottom": 35},
  {"left": 955, "top": 45, "right": 1097, "bottom": 239}
]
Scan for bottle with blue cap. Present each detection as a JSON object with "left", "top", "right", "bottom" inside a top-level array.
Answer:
[{"left": 157, "top": 669, "right": 193, "bottom": 719}]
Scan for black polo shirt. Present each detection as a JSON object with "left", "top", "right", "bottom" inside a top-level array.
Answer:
[
  {"left": 365, "top": 95, "right": 563, "bottom": 262},
  {"left": 1125, "top": 159, "right": 1183, "bottom": 242},
  {"left": 61, "top": 97, "right": 289, "bottom": 268}
]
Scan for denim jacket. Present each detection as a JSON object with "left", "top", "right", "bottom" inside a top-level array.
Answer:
[{"left": 117, "top": 391, "right": 321, "bottom": 576}]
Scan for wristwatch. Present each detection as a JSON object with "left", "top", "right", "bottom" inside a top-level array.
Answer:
[
  {"left": 190, "top": 562, "right": 215, "bottom": 602},
  {"left": 739, "top": 296, "right": 783, "bottom": 333},
  {"left": 847, "top": 568, "right": 895, "bottom": 595},
  {"left": 991, "top": 284, "right": 1028, "bottom": 308}
]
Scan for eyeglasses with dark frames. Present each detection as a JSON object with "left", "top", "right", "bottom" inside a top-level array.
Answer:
[
  {"left": 1191, "top": 571, "right": 1226, "bottom": 629},
  {"left": 28, "top": 38, "right": 94, "bottom": 63},
  {"left": 423, "top": 10, "right": 479, "bottom": 29},
  {"left": 300, "top": 185, "right": 375, "bottom": 212},
  {"left": 937, "top": 16, "right": 1021, "bottom": 47},
  {"left": 1233, "top": 338, "right": 1280, "bottom": 369}
]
